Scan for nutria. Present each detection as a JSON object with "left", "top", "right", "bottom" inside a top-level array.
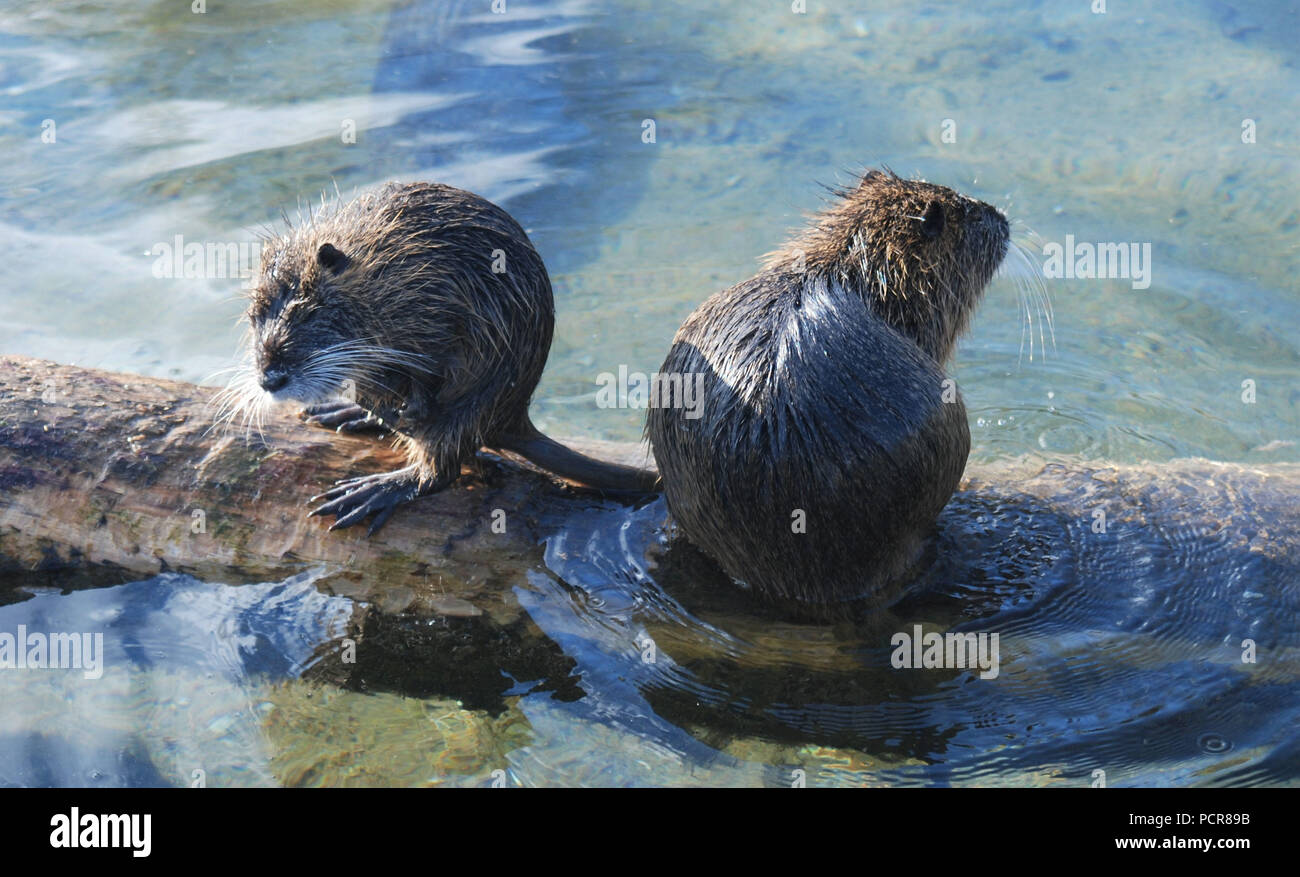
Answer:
[
  {"left": 646, "top": 169, "right": 1010, "bottom": 605},
  {"left": 225, "top": 181, "right": 657, "bottom": 533}
]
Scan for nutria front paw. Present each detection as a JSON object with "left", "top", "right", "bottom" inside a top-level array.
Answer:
[
  {"left": 309, "top": 466, "right": 423, "bottom": 535},
  {"left": 301, "top": 401, "right": 392, "bottom": 435}
]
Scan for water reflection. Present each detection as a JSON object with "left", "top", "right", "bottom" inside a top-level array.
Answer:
[
  {"left": 535, "top": 463, "right": 1300, "bottom": 787},
  {"left": 0, "top": 572, "right": 354, "bottom": 787}
]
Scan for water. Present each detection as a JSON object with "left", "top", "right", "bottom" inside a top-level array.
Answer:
[{"left": 0, "top": 0, "right": 1297, "bottom": 785}]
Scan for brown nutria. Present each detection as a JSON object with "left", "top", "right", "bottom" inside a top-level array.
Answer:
[
  {"left": 223, "top": 181, "right": 657, "bottom": 533},
  {"left": 646, "top": 169, "right": 1009, "bottom": 605}
]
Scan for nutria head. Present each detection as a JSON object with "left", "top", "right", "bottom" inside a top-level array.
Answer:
[
  {"left": 247, "top": 239, "right": 369, "bottom": 404},
  {"left": 764, "top": 168, "right": 1010, "bottom": 364}
]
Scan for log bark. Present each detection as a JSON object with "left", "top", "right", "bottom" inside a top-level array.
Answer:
[
  {"left": 4, "top": 354, "right": 1298, "bottom": 627},
  {"left": 0, "top": 355, "right": 652, "bottom": 623}
]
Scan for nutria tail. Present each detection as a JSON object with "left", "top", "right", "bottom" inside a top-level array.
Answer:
[{"left": 494, "top": 420, "right": 659, "bottom": 493}]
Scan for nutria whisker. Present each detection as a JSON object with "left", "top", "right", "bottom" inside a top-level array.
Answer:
[
  {"left": 1010, "top": 245, "right": 1038, "bottom": 364},
  {"left": 1020, "top": 238, "right": 1056, "bottom": 349},
  {"left": 207, "top": 365, "right": 273, "bottom": 444},
  {"left": 1007, "top": 237, "right": 1055, "bottom": 362},
  {"left": 1008, "top": 222, "right": 1056, "bottom": 339},
  {"left": 301, "top": 340, "right": 439, "bottom": 383},
  {"left": 201, "top": 363, "right": 246, "bottom": 383}
]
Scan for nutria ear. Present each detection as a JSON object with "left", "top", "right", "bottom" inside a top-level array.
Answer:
[{"left": 317, "top": 243, "right": 350, "bottom": 274}]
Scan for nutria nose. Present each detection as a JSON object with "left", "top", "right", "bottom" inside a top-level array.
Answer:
[
  {"left": 989, "top": 206, "right": 1010, "bottom": 240},
  {"left": 261, "top": 372, "right": 289, "bottom": 392}
]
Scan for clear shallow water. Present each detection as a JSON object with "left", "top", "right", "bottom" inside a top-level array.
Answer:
[
  {"left": 2, "top": 0, "right": 1297, "bottom": 460},
  {"left": 0, "top": 0, "right": 1297, "bottom": 785}
]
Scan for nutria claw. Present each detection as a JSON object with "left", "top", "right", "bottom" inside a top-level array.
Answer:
[
  {"left": 301, "top": 401, "right": 389, "bottom": 434},
  {"left": 309, "top": 466, "right": 423, "bottom": 535}
]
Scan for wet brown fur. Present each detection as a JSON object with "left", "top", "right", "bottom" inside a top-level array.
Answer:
[
  {"left": 762, "top": 169, "right": 1007, "bottom": 364},
  {"left": 647, "top": 169, "right": 1009, "bottom": 605},
  {"left": 245, "top": 181, "right": 654, "bottom": 525}
]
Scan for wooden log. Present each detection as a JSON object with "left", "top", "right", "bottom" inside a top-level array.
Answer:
[
  {"left": 4, "top": 354, "right": 1298, "bottom": 630},
  {"left": 0, "top": 355, "right": 652, "bottom": 623}
]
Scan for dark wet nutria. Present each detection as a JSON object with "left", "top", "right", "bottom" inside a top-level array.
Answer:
[
  {"left": 232, "top": 181, "right": 657, "bottom": 533},
  {"left": 647, "top": 169, "right": 1009, "bottom": 605}
]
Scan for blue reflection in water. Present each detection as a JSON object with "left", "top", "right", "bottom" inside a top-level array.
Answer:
[
  {"left": 529, "top": 480, "right": 1300, "bottom": 787},
  {"left": 0, "top": 573, "right": 354, "bottom": 788}
]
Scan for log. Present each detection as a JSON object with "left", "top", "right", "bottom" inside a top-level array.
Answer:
[
  {"left": 3, "top": 353, "right": 1298, "bottom": 630},
  {"left": 0, "top": 355, "right": 653, "bottom": 623}
]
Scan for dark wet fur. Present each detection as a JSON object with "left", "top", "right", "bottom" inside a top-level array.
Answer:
[
  {"left": 245, "top": 181, "right": 655, "bottom": 531},
  {"left": 647, "top": 170, "right": 1009, "bottom": 604}
]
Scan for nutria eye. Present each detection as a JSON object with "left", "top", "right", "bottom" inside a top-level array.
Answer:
[{"left": 920, "top": 202, "right": 945, "bottom": 239}]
